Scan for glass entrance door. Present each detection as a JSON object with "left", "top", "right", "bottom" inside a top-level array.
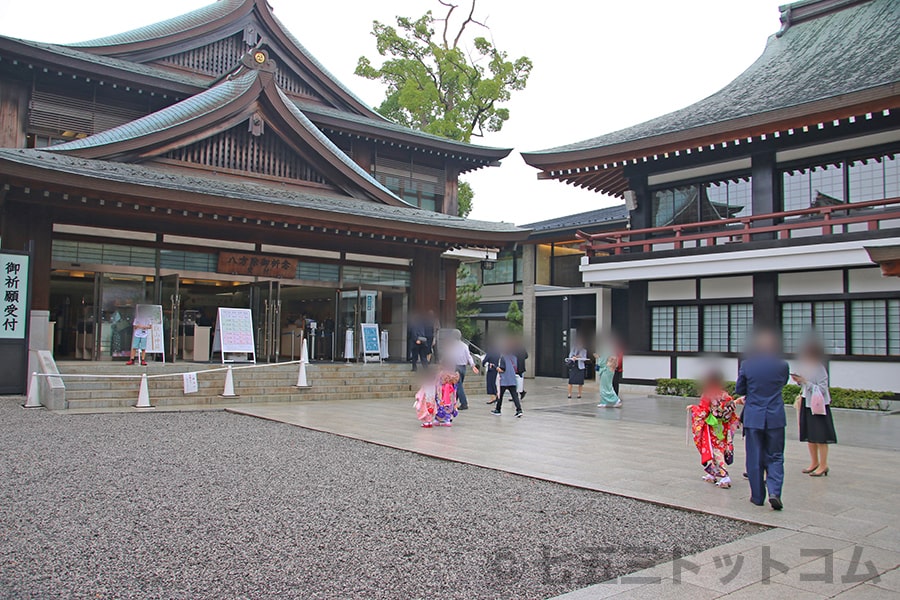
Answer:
[
  {"left": 159, "top": 274, "right": 180, "bottom": 362},
  {"left": 240, "top": 280, "right": 281, "bottom": 363},
  {"left": 98, "top": 273, "right": 152, "bottom": 361}
]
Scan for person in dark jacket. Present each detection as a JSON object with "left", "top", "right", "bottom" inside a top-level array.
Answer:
[
  {"left": 735, "top": 328, "right": 790, "bottom": 511},
  {"left": 407, "top": 312, "right": 428, "bottom": 372},
  {"left": 483, "top": 338, "right": 501, "bottom": 404},
  {"left": 514, "top": 336, "right": 529, "bottom": 400}
]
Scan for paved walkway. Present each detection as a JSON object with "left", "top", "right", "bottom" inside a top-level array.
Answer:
[{"left": 229, "top": 377, "right": 900, "bottom": 599}]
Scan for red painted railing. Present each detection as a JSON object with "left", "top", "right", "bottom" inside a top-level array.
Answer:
[{"left": 577, "top": 196, "right": 900, "bottom": 256}]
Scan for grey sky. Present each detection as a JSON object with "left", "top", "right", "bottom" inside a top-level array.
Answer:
[{"left": 0, "top": 0, "right": 781, "bottom": 225}]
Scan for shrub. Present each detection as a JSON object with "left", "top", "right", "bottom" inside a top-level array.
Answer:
[{"left": 655, "top": 378, "right": 893, "bottom": 411}]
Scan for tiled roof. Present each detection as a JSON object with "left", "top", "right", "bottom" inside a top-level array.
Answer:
[
  {"left": 0, "top": 149, "right": 524, "bottom": 235},
  {"left": 47, "top": 71, "right": 257, "bottom": 152},
  {"left": 296, "top": 100, "right": 512, "bottom": 158},
  {"left": 68, "top": 0, "right": 247, "bottom": 47},
  {"left": 522, "top": 204, "right": 628, "bottom": 232},
  {"left": 527, "top": 0, "right": 899, "bottom": 157},
  {"left": 0, "top": 36, "right": 208, "bottom": 88}
]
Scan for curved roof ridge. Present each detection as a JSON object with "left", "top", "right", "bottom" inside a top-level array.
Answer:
[
  {"left": 46, "top": 70, "right": 258, "bottom": 153},
  {"left": 275, "top": 87, "right": 405, "bottom": 204},
  {"left": 523, "top": 0, "right": 899, "bottom": 161},
  {"left": 67, "top": 0, "right": 248, "bottom": 48}
]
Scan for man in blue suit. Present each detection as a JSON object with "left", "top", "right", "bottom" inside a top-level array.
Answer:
[{"left": 735, "top": 328, "right": 790, "bottom": 510}]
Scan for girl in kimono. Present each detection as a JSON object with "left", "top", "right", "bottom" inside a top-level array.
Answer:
[
  {"left": 688, "top": 370, "right": 743, "bottom": 489},
  {"left": 594, "top": 353, "right": 622, "bottom": 407},
  {"left": 434, "top": 367, "right": 460, "bottom": 426},
  {"left": 413, "top": 368, "right": 438, "bottom": 428}
]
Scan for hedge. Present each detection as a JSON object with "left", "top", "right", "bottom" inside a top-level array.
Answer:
[{"left": 655, "top": 378, "right": 894, "bottom": 411}]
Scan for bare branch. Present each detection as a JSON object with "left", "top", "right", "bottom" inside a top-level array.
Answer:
[
  {"left": 453, "top": 0, "right": 488, "bottom": 48},
  {"left": 437, "top": 0, "right": 457, "bottom": 48}
]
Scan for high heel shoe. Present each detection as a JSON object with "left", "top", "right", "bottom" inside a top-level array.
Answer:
[
  {"left": 802, "top": 465, "right": 819, "bottom": 474},
  {"left": 809, "top": 468, "right": 829, "bottom": 477}
]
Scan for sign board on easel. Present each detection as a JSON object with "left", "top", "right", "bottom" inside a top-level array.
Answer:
[
  {"left": 212, "top": 307, "right": 256, "bottom": 364},
  {"left": 360, "top": 323, "right": 381, "bottom": 363},
  {"left": 136, "top": 304, "right": 165, "bottom": 363}
]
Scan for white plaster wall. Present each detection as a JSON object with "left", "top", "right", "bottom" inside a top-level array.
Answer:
[
  {"left": 626, "top": 355, "right": 672, "bottom": 380},
  {"left": 829, "top": 361, "right": 900, "bottom": 393},
  {"left": 778, "top": 270, "right": 843, "bottom": 296},
  {"left": 848, "top": 268, "right": 900, "bottom": 294},
  {"left": 700, "top": 276, "right": 753, "bottom": 299},
  {"left": 648, "top": 279, "right": 696, "bottom": 301},
  {"left": 677, "top": 356, "right": 740, "bottom": 381}
]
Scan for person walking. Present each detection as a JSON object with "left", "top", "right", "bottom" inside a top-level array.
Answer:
[
  {"left": 483, "top": 338, "right": 501, "bottom": 405},
  {"left": 735, "top": 328, "right": 790, "bottom": 511},
  {"left": 792, "top": 339, "right": 837, "bottom": 477},
  {"left": 492, "top": 341, "right": 523, "bottom": 418},
  {"left": 514, "top": 336, "right": 529, "bottom": 400},
  {"left": 566, "top": 340, "right": 588, "bottom": 399},
  {"left": 446, "top": 329, "right": 478, "bottom": 410},
  {"left": 612, "top": 337, "right": 624, "bottom": 396}
]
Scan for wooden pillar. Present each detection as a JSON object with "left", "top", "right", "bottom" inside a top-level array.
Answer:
[
  {"left": 752, "top": 272, "right": 778, "bottom": 330},
  {"left": 0, "top": 80, "right": 28, "bottom": 148},
  {"left": 443, "top": 165, "right": 460, "bottom": 217},
  {"left": 440, "top": 258, "right": 458, "bottom": 327},
  {"left": 410, "top": 250, "right": 441, "bottom": 314},
  {"left": 1, "top": 199, "right": 53, "bottom": 310},
  {"left": 751, "top": 152, "right": 778, "bottom": 240}
]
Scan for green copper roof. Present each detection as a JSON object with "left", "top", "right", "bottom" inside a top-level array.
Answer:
[
  {"left": 47, "top": 70, "right": 258, "bottom": 152},
  {"left": 0, "top": 149, "right": 523, "bottom": 235},
  {"left": 68, "top": 0, "right": 247, "bottom": 47},
  {"left": 529, "top": 0, "right": 900, "bottom": 156}
]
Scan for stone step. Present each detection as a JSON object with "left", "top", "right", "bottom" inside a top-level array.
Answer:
[{"left": 63, "top": 383, "right": 414, "bottom": 400}]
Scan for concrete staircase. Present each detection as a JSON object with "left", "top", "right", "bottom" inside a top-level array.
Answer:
[{"left": 56, "top": 361, "right": 418, "bottom": 410}]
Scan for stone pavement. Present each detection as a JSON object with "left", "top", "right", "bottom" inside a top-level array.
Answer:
[{"left": 229, "top": 376, "right": 900, "bottom": 599}]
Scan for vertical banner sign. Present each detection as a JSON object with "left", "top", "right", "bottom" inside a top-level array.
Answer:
[
  {"left": 0, "top": 252, "right": 31, "bottom": 394},
  {"left": 136, "top": 304, "right": 165, "bottom": 362}
]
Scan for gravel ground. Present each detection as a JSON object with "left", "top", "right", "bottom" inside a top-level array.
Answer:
[{"left": 0, "top": 399, "right": 765, "bottom": 600}]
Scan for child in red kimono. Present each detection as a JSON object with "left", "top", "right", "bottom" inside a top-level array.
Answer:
[
  {"left": 413, "top": 369, "right": 438, "bottom": 428},
  {"left": 434, "top": 368, "right": 460, "bottom": 427},
  {"left": 688, "top": 370, "right": 743, "bottom": 489}
]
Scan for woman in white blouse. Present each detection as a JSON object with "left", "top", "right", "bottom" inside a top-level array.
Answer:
[{"left": 791, "top": 339, "right": 837, "bottom": 477}]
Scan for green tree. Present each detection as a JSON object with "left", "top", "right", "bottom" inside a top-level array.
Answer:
[
  {"left": 457, "top": 181, "right": 474, "bottom": 217},
  {"left": 356, "top": 0, "right": 532, "bottom": 216},
  {"left": 455, "top": 264, "right": 482, "bottom": 343},
  {"left": 505, "top": 300, "right": 523, "bottom": 334}
]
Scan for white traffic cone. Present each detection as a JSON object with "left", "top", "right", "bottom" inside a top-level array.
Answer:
[
  {"left": 295, "top": 338, "right": 310, "bottom": 387},
  {"left": 135, "top": 373, "right": 154, "bottom": 409},
  {"left": 23, "top": 372, "right": 42, "bottom": 409},
  {"left": 220, "top": 365, "right": 239, "bottom": 398}
]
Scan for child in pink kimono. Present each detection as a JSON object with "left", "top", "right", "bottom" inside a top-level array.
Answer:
[{"left": 414, "top": 370, "right": 438, "bottom": 428}]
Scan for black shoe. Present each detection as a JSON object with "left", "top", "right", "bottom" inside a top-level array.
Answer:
[
  {"left": 769, "top": 496, "right": 783, "bottom": 511},
  {"left": 491, "top": 410, "right": 501, "bottom": 415},
  {"left": 742, "top": 472, "right": 748, "bottom": 479},
  {"left": 515, "top": 411, "right": 523, "bottom": 418},
  {"left": 519, "top": 391, "right": 527, "bottom": 399},
  {"left": 458, "top": 405, "right": 468, "bottom": 410},
  {"left": 486, "top": 398, "right": 497, "bottom": 405}
]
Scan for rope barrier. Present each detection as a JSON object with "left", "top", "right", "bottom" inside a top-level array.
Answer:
[{"left": 32, "top": 360, "right": 305, "bottom": 380}]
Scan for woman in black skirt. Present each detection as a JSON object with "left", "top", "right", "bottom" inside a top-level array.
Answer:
[
  {"left": 791, "top": 339, "right": 836, "bottom": 477},
  {"left": 566, "top": 340, "right": 588, "bottom": 399}
]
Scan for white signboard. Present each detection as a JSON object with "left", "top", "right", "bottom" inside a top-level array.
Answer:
[
  {"left": 214, "top": 307, "right": 256, "bottom": 363},
  {"left": 183, "top": 372, "right": 199, "bottom": 394},
  {"left": 0, "top": 254, "right": 28, "bottom": 339},
  {"left": 360, "top": 323, "right": 381, "bottom": 364},
  {"left": 136, "top": 304, "right": 165, "bottom": 361}
]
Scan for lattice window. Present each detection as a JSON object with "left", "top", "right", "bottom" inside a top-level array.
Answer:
[
  {"left": 164, "top": 125, "right": 328, "bottom": 184},
  {"left": 157, "top": 34, "right": 247, "bottom": 76},
  {"left": 275, "top": 69, "right": 323, "bottom": 100},
  {"left": 29, "top": 89, "right": 148, "bottom": 137}
]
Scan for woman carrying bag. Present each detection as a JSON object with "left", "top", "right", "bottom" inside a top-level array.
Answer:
[{"left": 791, "top": 339, "right": 837, "bottom": 477}]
